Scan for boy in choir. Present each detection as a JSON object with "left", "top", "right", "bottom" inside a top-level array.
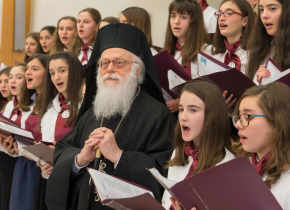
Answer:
[
  {"left": 232, "top": 82, "right": 290, "bottom": 210},
  {"left": 50, "top": 16, "right": 77, "bottom": 55},
  {"left": 33, "top": 52, "right": 84, "bottom": 210},
  {"left": 119, "top": 7, "right": 159, "bottom": 55},
  {"left": 246, "top": 0, "right": 289, "bottom": 85},
  {"left": 46, "top": 23, "right": 176, "bottom": 210},
  {"left": 6, "top": 55, "right": 49, "bottom": 210},
  {"left": 0, "top": 66, "right": 18, "bottom": 210},
  {"left": 71, "top": 8, "right": 101, "bottom": 68},
  {"left": 163, "top": 0, "right": 210, "bottom": 114},
  {"left": 195, "top": 0, "right": 217, "bottom": 33},
  {"left": 162, "top": 81, "right": 235, "bottom": 210},
  {"left": 40, "top": 26, "right": 56, "bottom": 54},
  {"left": 204, "top": 0, "right": 254, "bottom": 112},
  {"left": 24, "top": 32, "right": 44, "bottom": 62}
]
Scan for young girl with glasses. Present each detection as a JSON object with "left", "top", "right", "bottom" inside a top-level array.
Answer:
[
  {"left": 232, "top": 82, "right": 290, "bottom": 209},
  {"left": 162, "top": 81, "right": 235, "bottom": 210},
  {"left": 246, "top": 0, "right": 289, "bottom": 85},
  {"left": 204, "top": 0, "right": 254, "bottom": 113},
  {"left": 163, "top": 0, "right": 210, "bottom": 114}
]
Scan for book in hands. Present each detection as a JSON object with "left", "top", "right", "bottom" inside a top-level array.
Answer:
[
  {"left": 261, "top": 58, "right": 290, "bottom": 86},
  {"left": 87, "top": 168, "right": 165, "bottom": 210},
  {"left": 154, "top": 50, "right": 192, "bottom": 99},
  {"left": 16, "top": 136, "right": 54, "bottom": 165},
  {"left": 172, "top": 51, "right": 256, "bottom": 100},
  {"left": 148, "top": 157, "right": 283, "bottom": 210}
]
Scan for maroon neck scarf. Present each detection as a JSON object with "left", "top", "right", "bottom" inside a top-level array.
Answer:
[
  {"left": 10, "top": 97, "right": 22, "bottom": 126},
  {"left": 81, "top": 43, "right": 90, "bottom": 69},
  {"left": 224, "top": 38, "right": 242, "bottom": 71},
  {"left": 175, "top": 41, "right": 191, "bottom": 77},
  {"left": 170, "top": 142, "right": 198, "bottom": 210},
  {"left": 58, "top": 93, "right": 68, "bottom": 112},
  {"left": 251, "top": 153, "right": 270, "bottom": 176},
  {"left": 199, "top": 0, "right": 209, "bottom": 11}
]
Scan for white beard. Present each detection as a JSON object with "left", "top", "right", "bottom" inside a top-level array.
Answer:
[{"left": 93, "top": 69, "right": 139, "bottom": 120}]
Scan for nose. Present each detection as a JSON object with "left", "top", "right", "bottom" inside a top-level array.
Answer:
[
  {"left": 178, "top": 110, "right": 187, "bottom": 122},
  {"left": 55, "top": 72, "right": 61, "bottom": 80},
  {"left": 261, "top": 9, "right": 270, "bottom": 20},
  {"left": 107, "top": 61, "right": 116, "bottom": 73},
  {"left": 234, "top": 119, "right": 243, "bottom": 130},
  {"left": 174, "top": 16, "right": 180, "bottom": 24},
  {"left": 25, "top": 68, "right": 32, "bottom": 76}
]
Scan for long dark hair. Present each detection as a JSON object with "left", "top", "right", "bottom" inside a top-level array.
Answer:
[
  {"left": 39, "top": 52, "right": 84, "bottom": 127},
  {"left": 232, "top": 82, "right": 290, "bottom": 188},
  {"left": 168, "top": 81, "right": 233, "bottom": 175},
  {"left": 0, "top": 67, "right": 12, "bottom": 112},
  {"left": 25, "top": 54, "right": 50, "bottom": 113},
  {"left": 212, "top": 0, "right": 254, "bottom": 55},
  {"left": 40, "top": 26, "right": 56, "bottom": 36},
  {"left": 163, "top": 0, "right": 210, "bottom": 66},
  {"left": 24, "top": 32, "right": 44, "bottom": 62},
  {"left": 246, "top": 0, "right": 290, "bottom": 80}
]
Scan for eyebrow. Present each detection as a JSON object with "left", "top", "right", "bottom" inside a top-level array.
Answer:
[
  {"left": 240, "top": 108, "right": 255, "bottom": 113},
  {"left": 179, "top": 104, "right": 201, "bottom": 109},
  {"left": 259, "top": 4, "right": 279, "bottom": 8}
]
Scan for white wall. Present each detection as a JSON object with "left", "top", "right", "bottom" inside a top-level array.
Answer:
[{"left": 30, "top": 0, "right": 222, "bottom": 47}]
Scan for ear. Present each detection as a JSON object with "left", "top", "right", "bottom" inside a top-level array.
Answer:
[
  {"left": 135, "top": 67, "right": 142, "bottom": 78},
  {"left": 242, "top": 16, "right": 248, "bottom": 27},
  {"left": 252, "top": 0, "right": 258, "bottom": 6}
]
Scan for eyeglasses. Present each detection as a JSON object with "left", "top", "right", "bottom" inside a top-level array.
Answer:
[
  {"left": 231, "top": 114, "right": 266, "bottom": 127},
  {"left": 97, "top": 59, "right": 138, "bottom": 70},
  {"left": 214, "top": 9, "right": 246, "bottom": 18}
]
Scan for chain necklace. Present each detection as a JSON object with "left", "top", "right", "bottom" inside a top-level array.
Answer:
[{"left": 97, "top": 85, "right": 140, "bottom": 173}]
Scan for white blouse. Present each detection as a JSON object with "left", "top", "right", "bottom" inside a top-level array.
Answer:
[
  {"left": 41, "top": 93, "right": 69, "bottom": 143},
  {"left": 203, "top": 6, "right": 217, "bottom": 34},
  {"left": 162, "top": 148, "right": 235, "bottom": 210}
]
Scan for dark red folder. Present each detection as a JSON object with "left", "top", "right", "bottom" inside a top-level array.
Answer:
[
  {"left": 158, "top": 157, "right": 283, "bottom": 210},
  {"left": 154, "top": 50, "right": 192, "bottom": 99}
]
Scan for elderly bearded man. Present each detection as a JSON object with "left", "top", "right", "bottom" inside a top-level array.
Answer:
[{"left": 46, "top": 23, "right": 176, "bottom": 210}]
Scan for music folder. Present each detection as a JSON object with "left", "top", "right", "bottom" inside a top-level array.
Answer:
[
  {"left": 172, "top": 51, "right": 256, "bottom": 99},
  {"left": 262, "top": 58, "right": 290, "bottom": 86},
  {"left": 154, "top": 50, "right": 192, "bottom": 99},
  {"left": 148, "top": 157, "right": 282, "bottom": 210},
  {"left": 87, "top": 168, "right": 165, "bottom": 210}
]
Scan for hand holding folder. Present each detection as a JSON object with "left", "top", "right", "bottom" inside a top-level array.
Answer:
[
  {"left": 148, "top": 157, "right": 282, "bottom": 210},
  {"left": 87, "top": 168, "right": 165, "bottom": 210}
]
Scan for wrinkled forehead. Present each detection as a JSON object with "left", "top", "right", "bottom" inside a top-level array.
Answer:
[{"left": 100, "top": 48, "right": 134, "bottom": 60}]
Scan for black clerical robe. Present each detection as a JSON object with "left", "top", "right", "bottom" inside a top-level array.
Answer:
[{"left": 46, "top": 90, "right": 176, "bottom": 210}]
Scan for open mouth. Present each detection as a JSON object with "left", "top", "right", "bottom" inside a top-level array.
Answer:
[
  {"left": 62, "top": 36, "right": 68, "bottom": 41},
  {"left": 182, "top": 125, "right": 190, "bottom": 133},
  {"left": 27, "top": 78, "right": 33, "bottom": 83},
  {"left": 10, "top": 86, "right": 16, "bottom": 90},
  {"left": 264, "top": 23, "right": 273, "bottom": 29},
  {"left": 1, "top": 90, "right": 7, "bottom": 93},
  {"left": 57, "top": 82, "right": 64, "bottom": 87},
  {"left": 238, "top": 133, "right": 248, "bottom": 142},
  {"left": 79, "top": 30, "right": 84, "bottom": 33},
  {"left": 174, "top": 27, "right": 181, "bottom": 31},
  {"left": 220, "top": 24, "right": 228, "bottom": 29}
]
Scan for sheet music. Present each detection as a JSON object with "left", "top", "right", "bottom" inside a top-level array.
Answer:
[
  {"left": 198, "top": 53, "right": 231, "bottom": 76},
  {"left": 0, "top": 122, "right": 34, "bottom": 139},
  {"left": 262, "top": 58, "right": 289, "bottom": 85},
  {"left": 88, "top": 168, "right": 154, "bottom": 202},
  {"left": 147, "top": 168, "right": 177, "bottom": 190}
]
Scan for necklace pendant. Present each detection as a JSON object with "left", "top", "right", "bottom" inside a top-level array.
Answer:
[
  {"left": 62, "top": 110, "right": 70, "bottom": 119},
  {"left": 98, "top": 160, "right": 106, "bottom": 173}
]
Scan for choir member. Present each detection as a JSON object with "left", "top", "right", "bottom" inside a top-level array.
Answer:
[
  {"left": 204, "top": 0, "right": 254, "bottom": 112},
  {"left": 40, "top": 26, "right": 56, "bottom": 54},
  {"left": 163, "top": 0, "right": 210, "bottom": 113},
  {"left": 232, "top": 82, "right": 290, "bottom": 209},
  {"left": 162, "top": 81, "right": 235, "bottom": 210},
  {"left": 98, "top": 16, "right": 119, "bottom": 29},
  {"left": 246, "top": 0, "right": 258, "bottom": 12},
  {"left": 195, "top": 0, "right": 217, "bottom": 33},
  {"left": 119, "top": 7, "right": 159, "bottom": 55},
  {"left": 0, "top": 66, "right": 18, "bottom": 210},
  {"left": 33, "top": 52, "right": 84, "bottom": 210},
  {"left": 24, "top": 32, "right": 44, "bottom": 62},
  {"left": 71, "top": 8, "right": 101, "bottom": 68},
  {"left": 46, "top": 23, "right": 176, "bottom": 210},
  {"left": 8, "top": 55, "right": 49, "bottom": 210},
  {"left": 246, "top": 0, "right": 288, "bottom": 84},
  {"left": 50, "top": 16, "right": 77, "bottom": 55}
]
